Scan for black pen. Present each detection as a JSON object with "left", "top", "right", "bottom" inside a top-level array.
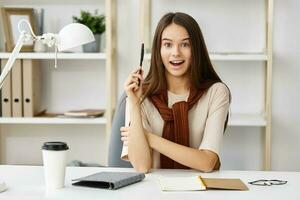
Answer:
[
  {"left": 138, "top": 43, "right": 144, "bottom": 86},
  {"left": 139, "top": 43, "right": 144, "bottom": 67}
]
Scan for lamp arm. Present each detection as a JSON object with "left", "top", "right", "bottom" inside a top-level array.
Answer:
[
  {"left": 0, "top": 32, "right": 26, "bottom": 89},
  {"left": 18, "top": 19, "right": 37, "bottom": 39}
]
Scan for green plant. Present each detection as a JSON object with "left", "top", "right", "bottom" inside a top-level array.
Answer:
[{"left": 72, "top": 10, "right": 105, "bottom": 35}]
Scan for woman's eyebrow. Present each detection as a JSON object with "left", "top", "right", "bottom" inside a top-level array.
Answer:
[
  {"left": 182, "top": 37, "right": 190, "bottom": 41},
  {"left": 161, "top": 37, "right": 190, "bottom": 41},
  {"left": 162, "top": 38, "right": 172, "bottom": 41}
]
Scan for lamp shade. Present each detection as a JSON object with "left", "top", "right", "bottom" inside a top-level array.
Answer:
[{"left": 57, "top": 23, "right": 95, "bottom": 51}]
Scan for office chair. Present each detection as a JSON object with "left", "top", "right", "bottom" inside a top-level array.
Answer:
[{"left": 108, "top": 92, "right": 132, "bottom": 168}]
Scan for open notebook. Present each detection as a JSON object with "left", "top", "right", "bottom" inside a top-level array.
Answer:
[{"left": 159, "top": 176, "right": 248, "bottom": 191}]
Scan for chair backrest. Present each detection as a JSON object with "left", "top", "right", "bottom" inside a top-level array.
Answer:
[{"left": 108, "top": 92, "right": 132, "bottom": 168}]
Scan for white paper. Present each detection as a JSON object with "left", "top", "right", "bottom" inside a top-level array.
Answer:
[{"left": 159, "top": 176, "right": 206, "bottom": 191}]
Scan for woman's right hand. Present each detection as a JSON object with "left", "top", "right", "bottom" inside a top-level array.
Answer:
[{"left": 124, "top": 67, "right": 144, "bottom": 104}]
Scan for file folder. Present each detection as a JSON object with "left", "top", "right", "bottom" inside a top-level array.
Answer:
[
  {"left": 1, "top": 59, "right": 12, "bottom": 117},
  {"left": 22, "top": 59, "right": 41, "bottom": 117},
  {"left": 11, "top": 59, "right": 23, "bottom": 117},
  {"left": 72, "top": 172, "right": 145, "bottom": 190}
]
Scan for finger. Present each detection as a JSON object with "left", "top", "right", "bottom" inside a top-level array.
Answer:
[
  {"left": 131, "top": 77, "right": 140, "bottom": 85},
  {"left": 130, "top": 82, "right": 139, "bottom": 90},
  {"left": 133, "top": 67, "right": 142, "bottom": 74},
  {"left": 130, "top": 68, "right": 141, "bottom": 76},
  {"left": 124, "top": 71, "right": 140, "bottom": 87},
  {"left": 138, "top": 68, "right": 144, "bottom": 76},
  {"left": 124, "top": 141, "right": 128, "bottom": 146},
  {"left": 125, "top": 74, "right": 140, "bottom": 86},
  {"left": 133, "top": 84, "right": 139, "bottom": 92},
  {"left": 121, "top": 136, "right": 128, "bottom": 141},
  {"left": 120, "top": 126, "right": 129, "bottom": 131},
  {"left": 127, "top": 76, "right": 139, "bottom": 84},
  {"left": 126, "top": 83, "right": 139, "bottom": 92},
  {"left": 132, "top": 69, "right": 143, "bottom": 77},
  {"left": 134, "top": 85, "right": 140, "bottom": 92},
  {"left": 131, "top": 72, "right": 142, "bottom": 80},
  {"left": 121, "top": 131, "right": 129, "bottom": 137},
  {"left": 138, "top": 75, "right": 144, "bottom": 85},
  {"left": 124, "top": 77, "right": 135, "bottom": 89},
  {"left": 132, "top": 73, "right": 143, "bottom": 80},
  {"left": 125, "top": 82, "right": 138, "bottom": 91}
]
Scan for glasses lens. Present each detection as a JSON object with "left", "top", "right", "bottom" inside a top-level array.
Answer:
[
  {"left": 249, "top": 179, "right": 287, "bottom": 186},
  {"left": 269, "top": 180, "right": 287, "bottom": 185},
  {"left": 251, "top": 180, "right": 268, "bottom": 186}
]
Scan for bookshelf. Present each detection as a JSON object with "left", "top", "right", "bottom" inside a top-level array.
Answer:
[
  {"left": 0, "top": 0, "right": 116, "bottom": 165},
  {"left": 0, "top": 52, "right": 106, "bottom": 60},
  {"left": 140, "top": 0, "right": 273, "bottom": 170},
  {"left": 0, "top": 113, "right": 265, "bottom": 126},
  {"left": 0, "top": 117, "right": 107, "bottom": 124}
]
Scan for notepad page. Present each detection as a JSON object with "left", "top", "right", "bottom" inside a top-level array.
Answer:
[{"left": 159, "top": 176, "right": 206, "bottom": 191}]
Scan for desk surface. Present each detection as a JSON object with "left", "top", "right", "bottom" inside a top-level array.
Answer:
[{"left": 0, "top": 165, "right": 299, "bottom": 200}]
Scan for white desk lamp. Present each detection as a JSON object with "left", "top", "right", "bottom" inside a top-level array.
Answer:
[{"left": 0, "top": 19, "right": 95, "bottom": 89}]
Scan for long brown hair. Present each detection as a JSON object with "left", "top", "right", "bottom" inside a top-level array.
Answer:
[
  {"left": 143, "top": 12, "right": 223, "bottom": 95},
  {"left": 142, "top": 12, "right": 230, "bottom": 130}
]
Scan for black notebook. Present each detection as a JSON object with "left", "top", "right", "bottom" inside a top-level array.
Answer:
[{"left": 72, "top": 172, "right": 145, "bottom": 190}]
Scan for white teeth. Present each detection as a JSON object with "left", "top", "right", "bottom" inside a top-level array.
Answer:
[{"left": 170, "top": 60, "right": 184, "bottom": 64}]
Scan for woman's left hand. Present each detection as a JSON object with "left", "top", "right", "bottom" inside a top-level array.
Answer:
[
  {"left": 120, "top": 126, "right": 130, "bottom": 146},
  {"left": 121, "top": 126, "right": 151, "bottom": 146}
]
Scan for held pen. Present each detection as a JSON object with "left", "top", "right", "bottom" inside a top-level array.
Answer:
[
  {"left": 128, "top": 43, "right": 144, "bottom": 126},
  {"left": 139, "top": 43, "right": 144, "bottom": 67},
  {"left": 138, "top": 43, "right": 144, "bottom": 86}
]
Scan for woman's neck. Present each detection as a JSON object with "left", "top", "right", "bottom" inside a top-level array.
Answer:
[{"left": 166, "top": 75, "right": 190, "bottom": 95}]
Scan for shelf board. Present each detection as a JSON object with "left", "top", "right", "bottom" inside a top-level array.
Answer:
[
  {"left": 0, "top": 114, "right": 265, "bottom": 126},
  {"left": 228, "top": 113, "right": 266, "bottom": 127},
  {"left": 210, "top": 53, "right": 267, "bottom": 61},
  {"left": 0, "top": 52, "right": 106, "bottom": 60},
  {"left": 144, "top": 53, "right": 267, "bottom": 61},
  {"left": 0, "top": 117, "right": 106, "bottom": 125},
  {"left": 0, "top": 0, "right": 101, "bottom": 5}
]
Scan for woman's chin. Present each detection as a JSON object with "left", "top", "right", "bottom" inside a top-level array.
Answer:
[
  {"left": 167, "top": 69, "right": 189, "bottom": 78},
  {"left": 171, "top": 65, "right": 181, "bottom": 70}
]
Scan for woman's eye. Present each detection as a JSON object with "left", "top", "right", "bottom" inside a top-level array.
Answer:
[
  {"left": 181, "top": 42, "right": 190, "bottom": 47},
  {"left": 163, "top": 42, "right": 172, "bottom": 48}
]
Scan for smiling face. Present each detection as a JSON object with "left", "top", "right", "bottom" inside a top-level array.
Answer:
[{"left": 160, "top": 23, "right": 192, "bottom": 81}]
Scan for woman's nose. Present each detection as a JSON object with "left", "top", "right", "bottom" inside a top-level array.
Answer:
[{"left": 171, "top": 45, "right": 180, "bottom": 57}]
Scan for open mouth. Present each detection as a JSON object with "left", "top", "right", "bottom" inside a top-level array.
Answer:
[{"left": 169, "top": 60, "right": 185, "bottom": 66}]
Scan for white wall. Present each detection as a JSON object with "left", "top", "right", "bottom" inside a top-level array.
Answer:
[{"left": 271, "top": 0, "right": 300, "bottom": 171}]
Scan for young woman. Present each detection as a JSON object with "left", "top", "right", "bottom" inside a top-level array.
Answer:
[{"left": 121, "top": 12, "right": 230, "bottom": 173}]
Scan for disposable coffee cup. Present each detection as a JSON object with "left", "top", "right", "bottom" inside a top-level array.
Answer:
[{"left": 42, "top": 142, "right": 69, "bottom": 190}]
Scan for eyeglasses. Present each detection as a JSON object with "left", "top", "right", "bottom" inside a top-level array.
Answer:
[{"left": 248, "top": 179, "right": 287, "bottom": 186}]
